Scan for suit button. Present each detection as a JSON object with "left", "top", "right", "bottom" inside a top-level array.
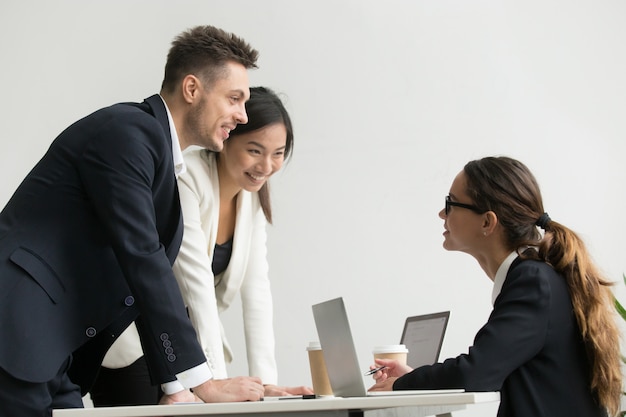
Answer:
[
  {"left": 162, "top": 340, "right": 171, "bottom": 348},
  {"left": 86, "top": 327, "right": 97, "bottom": 337},
  {"left": 160, "top": 333, "right": 169, "bottom": 341},
  {"left": 165, "top": 347, "right": 174, "bottom": 355},
  {"left": 167, "top": 354, "right": 176, "bottom": 362},
  {"left": 124, "top": 296, "right": 135, "bottom": 306}
]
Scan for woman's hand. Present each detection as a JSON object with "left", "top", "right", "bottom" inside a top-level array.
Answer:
[
  {"left": 368, "top": 376, "right": 399, "bottom": 392},
  {"left": 366, "top": 358, "right": 412, "bottom": 392},
  {"left": 193, "top": 376, "right": 264, "bottom": 403},
  {"left": 371, "top": 358, "right": 413, "bottom": 379},
  {"left": 263, "top": 384, "right": 314, "bottom": 396}
]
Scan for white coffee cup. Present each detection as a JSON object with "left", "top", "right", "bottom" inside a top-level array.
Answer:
[{"left": 372, "top": 344, "right": 409, "bottom": 366}]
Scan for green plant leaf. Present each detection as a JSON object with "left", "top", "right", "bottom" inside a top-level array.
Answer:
[
  {"left": 615, "top": 274, "right": 626, "bottom": 321},
  {"left": 615, "top": 297, "right": 626, "bottom": 322}
]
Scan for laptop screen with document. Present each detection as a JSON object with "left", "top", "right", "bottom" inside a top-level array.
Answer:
[{"left": 400, "top": 311, "right": 450, "bottom": 368}]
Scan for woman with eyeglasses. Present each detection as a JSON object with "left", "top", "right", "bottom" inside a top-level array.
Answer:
[{"left": 368, "top": 156, "right": 622, "bottom": 417}]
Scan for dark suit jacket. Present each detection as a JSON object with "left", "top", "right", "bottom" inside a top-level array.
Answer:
[
  {"left": 394, "top": 257, "right": 605, "bottom": 417},
  {"left": 0, "top": 95, "right": 205, "bottom": 393}
]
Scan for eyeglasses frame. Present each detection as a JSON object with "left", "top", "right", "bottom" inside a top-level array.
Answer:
[{"left": 445, "top": 195, "right": 484, "bottom": 216}]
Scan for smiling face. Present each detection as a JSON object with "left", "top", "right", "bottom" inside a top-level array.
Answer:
[
  {"left": 438, "top": 170, "right": 487, "bottom": 255},
  {"left": 217, "top": 123, "right": 287, "bottom": 193},
  {"left": 183, "top": 61, "right": 250, "bottom": 151}
]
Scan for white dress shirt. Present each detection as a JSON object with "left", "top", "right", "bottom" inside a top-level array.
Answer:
[{"left": 491, "top": 251, "right": 519, "bottom": 306}]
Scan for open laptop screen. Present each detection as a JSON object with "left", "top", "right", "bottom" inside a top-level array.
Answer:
[
  {"left": 313, "top": 298, "right": 460, "bottom": 398},
  {"left": 312, "top": 297, "right": 368, "bottom": 397},
  {"left": 400, "top": 311, "right": 450, "bottom": 368}
]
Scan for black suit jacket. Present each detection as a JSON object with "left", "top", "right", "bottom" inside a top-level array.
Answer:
[
  {"left": 0, "top": 95, "right": 205, "bottom": 392},
  {"left": 394, "top": 257, "right": 605, "bottom": 417}
]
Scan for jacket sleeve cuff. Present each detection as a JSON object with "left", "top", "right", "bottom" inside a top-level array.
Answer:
[{"left": 161, "top": 362, "right": 213, "bottom": 395}]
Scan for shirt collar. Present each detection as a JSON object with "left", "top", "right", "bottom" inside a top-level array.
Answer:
[
  {"left": 158, "top": 95, "right": 186, "bottom": 178},
  {"left": 491, "top": 251, "right": 519, "bottom": 306}
]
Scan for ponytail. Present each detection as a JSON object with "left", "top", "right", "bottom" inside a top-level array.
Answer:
[{"left": 536, "top": 220, "right": 622, "bottom": 417}]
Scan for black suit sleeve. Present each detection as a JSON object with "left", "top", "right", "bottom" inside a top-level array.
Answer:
[
  {"left": 76, "top": 109, "right": 205, "bottom": 381},
  {"left": 394, "top": 262, "right": 550, "bottom": 391}
]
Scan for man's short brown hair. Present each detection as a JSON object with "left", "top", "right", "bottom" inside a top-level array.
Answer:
[{"left": 161, "top": 25, "right": 258, "bottom": 93}]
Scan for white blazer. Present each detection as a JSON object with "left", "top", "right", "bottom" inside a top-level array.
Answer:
[{"left": 102, "top": 150, "right": 277, "bottom": 384}]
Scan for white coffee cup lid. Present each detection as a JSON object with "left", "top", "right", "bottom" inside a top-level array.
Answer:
[
  {"left": 372, "top": 344, "right": 408, "bottom": 354},
  {"left": 307, "top": 341, "right": 322, "bottom": 351}
]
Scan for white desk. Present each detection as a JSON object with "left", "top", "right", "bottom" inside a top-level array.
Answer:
[{"left": 53, "top": 392, "right": 499, "bottom": 417}]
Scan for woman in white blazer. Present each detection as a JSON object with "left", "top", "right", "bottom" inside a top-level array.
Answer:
[{"left": 90, "top": 87, "right": 313, "bottom": 406}]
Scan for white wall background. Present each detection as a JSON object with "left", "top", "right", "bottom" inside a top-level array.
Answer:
[{"left": 2, "top": 1, "right": 626, "bottom": 416}]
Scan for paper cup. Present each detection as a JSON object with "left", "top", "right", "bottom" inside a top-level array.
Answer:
[
  {"left": 306, "top": 341, "right": 333, "bottom": 396},
  {"left": 372, "top": 344, "right": 408, "bottom": 366}
]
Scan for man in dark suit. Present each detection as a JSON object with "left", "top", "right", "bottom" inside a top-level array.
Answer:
[{"left": 0, "top": 25, "right": 265, "bottom": 416}]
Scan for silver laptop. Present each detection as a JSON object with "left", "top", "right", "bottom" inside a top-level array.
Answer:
[
  {"left": 312, "top": 297, "right": 461, "bottom": 398},
  {"left": 400, "top": 311, "right": 449, "bottom": 368}
]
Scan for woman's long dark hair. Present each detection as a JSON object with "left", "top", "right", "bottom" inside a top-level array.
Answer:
[
  {"left": 210, "top": 86, "right": 294, "bottom": 223},
  {"left": 463, "top": 156, "right": 622, "bottom": 416}
]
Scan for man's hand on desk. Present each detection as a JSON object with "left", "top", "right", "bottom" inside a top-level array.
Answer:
[{"left": 192, "top": 376, "right": 265, "bottom": 403}]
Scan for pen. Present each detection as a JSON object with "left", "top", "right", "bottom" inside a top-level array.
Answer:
[{"left": 364, "top": 366, "right": 387, "bottom": 376}]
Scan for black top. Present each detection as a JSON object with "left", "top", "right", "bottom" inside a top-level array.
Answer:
[{"left": 212, "top": 238, "right": 233, "bottom": 279}]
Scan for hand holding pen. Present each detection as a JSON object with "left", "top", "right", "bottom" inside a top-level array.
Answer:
[
  {"left": 366, "top": 361, "right": 395, "bottom": 392},
  {"left": 366, "top": 358, "right": 413, "bottom": 380},
  {"left": 364, "top": 365, "right": 387, "bottom": 376},
  {"left": 366, "top": 358, "right": 413, "bottom": 393}
]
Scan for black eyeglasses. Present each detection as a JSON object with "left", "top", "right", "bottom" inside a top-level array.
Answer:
[{"left": 445, "top": 195, "right": 484, "bottom": 216}]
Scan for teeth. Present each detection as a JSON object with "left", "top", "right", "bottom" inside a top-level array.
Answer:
[{"left": 249, "top": 173, "right": 265, "bottom": 181}]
